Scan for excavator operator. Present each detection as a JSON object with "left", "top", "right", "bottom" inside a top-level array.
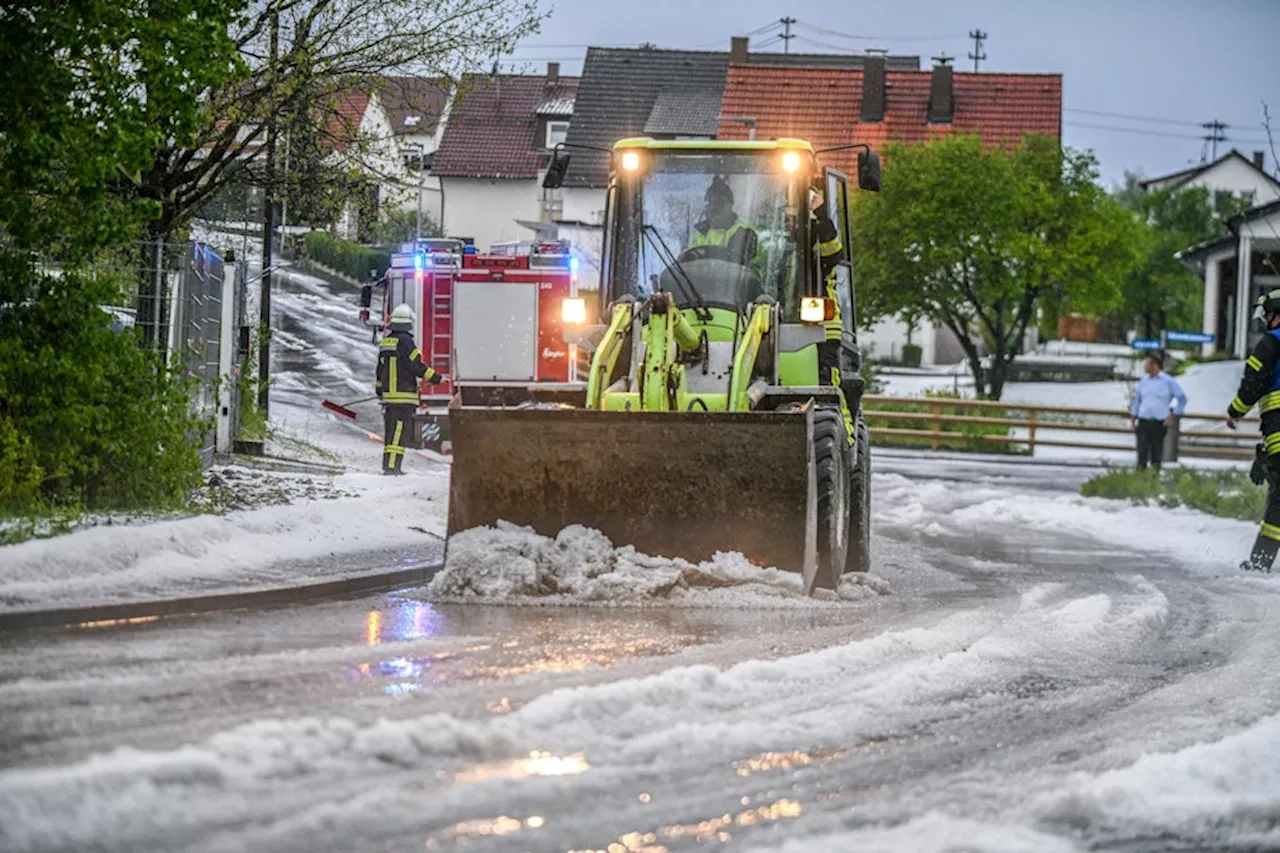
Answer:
[{"left": 687, "top": 175, "right": 762, "bottom": 276}]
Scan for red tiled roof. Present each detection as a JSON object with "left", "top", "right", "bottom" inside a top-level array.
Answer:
[
  {"left": 432, "top": 74, "right": 580, "bottom": 179},
  {"left": 718, "top": 65, "right": 1061, "bottom": 175},
  {"left": 324, "top": 90, "right": 372, "bottom": 154},
  {"left": 377, "top": 76, "right": 450, "bottom": 136}
]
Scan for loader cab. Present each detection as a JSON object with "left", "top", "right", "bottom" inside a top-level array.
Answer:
[{"left": 598, "top": 139, "right": 849, "bottom": 326}]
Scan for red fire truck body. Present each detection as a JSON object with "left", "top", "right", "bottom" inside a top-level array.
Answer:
[{"left": 367, "top": 239, "right": 580, "bottom": 450}]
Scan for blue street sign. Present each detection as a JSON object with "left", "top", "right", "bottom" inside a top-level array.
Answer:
[
  {"left": 1131, "top": 338, "right": 1162, "bottom": 349},
  {"left": 1165, "top": 330, "right": 1215, "bottom": 345}
]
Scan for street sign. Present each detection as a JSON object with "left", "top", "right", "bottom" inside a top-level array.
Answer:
[
  {"left": 1131, "top": 338, "right": 1162, "bottom": 349},
  {"left": 1165, "top": 330, "right": 1215, "bottom": 345}
]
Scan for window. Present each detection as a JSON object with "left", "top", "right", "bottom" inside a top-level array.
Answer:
[{"left": 546, "top": 121, "right": 569, "bottom": 150}]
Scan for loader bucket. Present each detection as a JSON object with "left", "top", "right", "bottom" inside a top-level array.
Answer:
[{"left": 446, "top": 406, "right": 822, "bottom": 592}]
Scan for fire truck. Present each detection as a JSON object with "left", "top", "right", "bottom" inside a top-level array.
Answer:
[{"left": 359, "top": 238, "right": 584, "bottom": 451}]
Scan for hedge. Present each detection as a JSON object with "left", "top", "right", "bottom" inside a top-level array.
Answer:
[{"left": 304, "top": 231, "right": 391, "bottom": 282}]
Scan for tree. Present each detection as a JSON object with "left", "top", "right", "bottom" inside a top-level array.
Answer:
[
  {"left": 0, "top": 0, "right": 246, "bottom": 510},
  {"left": 1112, "top": 174, "right": 1253, "bottom": 338},
  {"left": 127, "top": 0, "right": 543, "bottom": 245},
  {"left": 852, "top": 135, "right": 1143, "bottom": 400}
]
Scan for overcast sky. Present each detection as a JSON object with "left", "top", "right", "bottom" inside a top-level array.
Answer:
[{"left": 500, "top": 0, "right": 1279, "bottom": 187}]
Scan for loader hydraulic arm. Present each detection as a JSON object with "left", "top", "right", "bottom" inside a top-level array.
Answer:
[{"left": 585, "top": 300, "right": 635, "bottom": 409}]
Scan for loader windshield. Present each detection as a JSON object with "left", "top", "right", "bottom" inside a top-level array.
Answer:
[{"left": 613, "top": 149, "right": 806, "bottom": 315}]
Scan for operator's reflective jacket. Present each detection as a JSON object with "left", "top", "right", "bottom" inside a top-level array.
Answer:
[
  {"left": 375, "top": 329, "right": 437, "bottom": 403},
  {"left": 688, "top": 216, "right": 763, "bottom": 277},
  {"left": 1228, "top": 328, "right": 1280, "bottom": 545},
  {"left": 813, "top": 207, "right": 844, "bottom": 345}
]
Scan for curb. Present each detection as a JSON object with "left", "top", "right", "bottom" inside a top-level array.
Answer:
[{"left": 0, "top": 561, "right": 443, "bottom": 632}]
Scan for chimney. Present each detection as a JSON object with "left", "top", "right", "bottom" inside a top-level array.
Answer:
[
  {"left": 730, "top": 36, "right": 749, "bottom": 65},
  {"left": 861, "top": 54, "right": 886, "bottom": 123},
  {"left": 546, "top": 62, "right": 560, "bottom": 83},
  {"left": 928, "top": 54, "right": 954, "bottom": 124},
  {"left": 1254, "top": 150, "right": 1266, "bottom": 170}
]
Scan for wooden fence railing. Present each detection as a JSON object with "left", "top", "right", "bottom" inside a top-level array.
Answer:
[{"left": 862, "top": 394, "right": 1259, "bottom": 461}]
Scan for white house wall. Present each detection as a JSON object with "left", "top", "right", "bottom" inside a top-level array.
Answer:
[
  {"left": 441, "top": 177, "right": 541, "bottom": 251},
  {"left": 561, "top": 187, "right": 607, "bottom": 226},
  {"left": 1176, "top": 158, "right": 1280, "bottom": 204},
  {"left": 860, "top": 315, "right": 939, "bottom": 366}
]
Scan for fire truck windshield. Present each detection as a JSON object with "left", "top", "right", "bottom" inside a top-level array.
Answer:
[{"left": 613, "top": 150, "right": 807, "bottom": 317}]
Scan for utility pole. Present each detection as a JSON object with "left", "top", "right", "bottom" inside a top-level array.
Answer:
[
  {"left": 968, "top": 28, "right": 987, "bottom": 72},
  {"left": 258, "top": 9, "right": 279, "bottom": 418},
  {"left": 1201, "top": 120, "right": 1228, "bottom": 160},
  {"left": 779, "top": 16, "right": 796, "bottom": 54}
]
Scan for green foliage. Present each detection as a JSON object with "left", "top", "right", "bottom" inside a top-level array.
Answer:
[
  {"left": 901, "top": 342, "right": 923, "bottom": 368},
  {"left": 0, "top": 2, "right": 225, "bottom": 515},
  {"left": 1112, "top": 175, "right": 1254, "bottom": 338},
  {"left": 859, "top": 349, "right": 884, "bottom": 395},
  {"left": 852, "top": 135, "right": 1144, "bottom": 400},
  {"left": 304, "top": 232, "right": 392, "bottom": 282},
  {"left": 1081, "top": 465, "right": 1265, "bottom": 521},
  {"left": 0, "top": 416, "right": 42, "bottom": 511},
  {"left": 371, "top": 208, "right": 442, "bottom": 246},
  {"left": 0, "top": 270, "right": 203, "bottom": 511},
  {"left": 865, "top": 389, "right": 1018, "bottom": 453}
]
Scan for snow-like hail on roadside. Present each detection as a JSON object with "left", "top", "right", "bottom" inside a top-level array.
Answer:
[
  {"left": 428, "top": 522, "right": 891, "bottom": 607},
  {"left": 872, "top": 472, "right": 1250, "bottom": 574},
  {"left": 9, "top": 575, "right": 1277, "bottom": 852},
  {"left": 0, "top": 471, "right": 448, "bottom": 614}
]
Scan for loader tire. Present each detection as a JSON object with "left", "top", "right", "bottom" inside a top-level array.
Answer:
[
  {"left": 846, "top": 417, "right": 871, "bottom": 574},
  {"left": 813, "top": 406, "right": 849, "bottom": 590}
]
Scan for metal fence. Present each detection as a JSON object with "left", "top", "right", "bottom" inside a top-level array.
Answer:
[{"left": 863, "top": 394, "right": 1256, "bottom": 461}]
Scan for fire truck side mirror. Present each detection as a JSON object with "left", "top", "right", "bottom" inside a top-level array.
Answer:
[
  {"left": 359, "top": 284, "right": 373, "bottom": 309},
  {"left": 543, "top": 150, "right": 571, "bottom": 189},
  {"left": 857, "top": 150, "right": 882, "bottom": 192}
]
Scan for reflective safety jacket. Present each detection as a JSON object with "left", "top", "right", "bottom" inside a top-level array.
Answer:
[
  {"left": 1229, "top": 328, "right": 1280, "bottom": 454},
  {"left": 376, "top": 330, "right": 435, "bottom": 404},
  {"left": 814, "top": 209, "right": 843, "bottom": 342},
  {"left": 689, "top": 217, "right": 763, "bottom": 276}
]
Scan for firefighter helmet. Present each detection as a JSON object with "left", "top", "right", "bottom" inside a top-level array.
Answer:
[{"left": 390, "top": 303, "right": 414, "bottom": 328}]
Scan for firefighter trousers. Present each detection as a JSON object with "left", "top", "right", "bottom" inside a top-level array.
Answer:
[
  {"left": 382, "top": 404, "right": 415, "bottom": 473},
  {"left": 1247, "top": 453, "right": 1280, "bottom": 572}
]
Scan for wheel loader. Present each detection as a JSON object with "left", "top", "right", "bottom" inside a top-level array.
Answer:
[{"left": 445, "top": 138, "right": 880, "bottom": 593}]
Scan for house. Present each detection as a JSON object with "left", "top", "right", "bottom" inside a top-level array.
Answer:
[
  {"left": 377, "top": 76, "right": 453, "bottom": 229},
  {"left": 716, "top": 56, "right": 1063, "bottom": 365},
  {"left": 1141, "top": 149, "right": 1280, "bottom": 205},
  {"left": 553, "top": 37, "right": 918, "bottom": 292},
  {"left": 1178, "top": 193, "right": 1280, "bottom": 359},
  {"left": 429, "top": 65, "right": 579, "bottom": 253},
  {"left": 319, "top": 89, "right": 418, "bottom": 240}
]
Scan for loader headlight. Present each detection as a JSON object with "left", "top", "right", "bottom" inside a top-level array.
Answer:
[
  {"left": 781, "top": 151, "right": 801, "bottom": 173},
  {"left": 621, "top": 151, "right": 641, "bottom": 171},
  {"left": 800, "top": 297, "right": 835, "bottom": 324},
  {"left": 562, "top": 297, "right": 587, "bottom": 324}
]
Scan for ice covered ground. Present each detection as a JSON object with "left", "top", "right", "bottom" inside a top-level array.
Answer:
[
  {"left": 2, "top": 561, "right": 1277, "bottom": 852},
  {"left": 0, "top": 265, "right": 449, "bottom": 614}
]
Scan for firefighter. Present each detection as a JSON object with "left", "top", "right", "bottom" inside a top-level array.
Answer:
[
  {"left": 810, "top": 189, "right": 854, "bottom": 441},
  {"left": 1226, "top": 289, "right": 1280, "bottom": 572},
  {"left": 688, "top": 175, "right": 762, "bottom": 276},
  {"left": 375, "top": 303, "right": 442, "bottom": 475}
]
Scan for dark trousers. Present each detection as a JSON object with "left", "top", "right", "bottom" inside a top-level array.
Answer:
[
  {"left": 1135, "top": 419, "right": 1167, "bottom": 470},
  {"left": 1247, "top": 453, "right": 1280, "bottom": 571},
  {"left": 382, "top": 404, "right": 414, "bottom": 473}
]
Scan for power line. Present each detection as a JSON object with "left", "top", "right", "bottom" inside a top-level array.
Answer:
[
  {"left": 968, "top": 28, "right": 987, "bottom": 72},
  {"left": 790, "top": 34, "right": 858, "bottom": 54},
  {"left": 792, "top": 19, "right": 964, "bottom": 42},
  {"left": 1064, "top": 107, "right": 1241, "bottom": 128},
  {"left": 1064, "top": 120, "right": 1268, "bottom": 144}
]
